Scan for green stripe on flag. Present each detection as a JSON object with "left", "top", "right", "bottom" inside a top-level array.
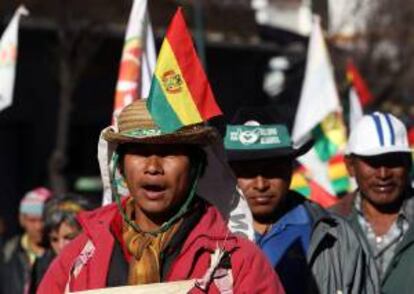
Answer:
[
  {"left": 312, "top": 124, "right": 339, "bottom": 162},
  {"left": 292, "top": 187, "right": 311, "bottom": 198},
  {"left": 147, "top": 78, "right": 183, "bottom": 132},
  {"left": 331, "top": 177, "right": 349, "bottom": 195}
]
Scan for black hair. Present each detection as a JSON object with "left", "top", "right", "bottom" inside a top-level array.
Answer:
[{"left": 41, "top": 193, "right": 93, "bottom": 247}]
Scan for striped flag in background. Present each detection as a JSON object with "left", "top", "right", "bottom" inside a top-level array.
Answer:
[
  {"left": 291, "top": 16, "right": 351, "bottom": 205},
  {"left": 290, "top": 165, "right": 339, "bottom": 208},
  {"left": 347, "top": 59, "right": 373, "bottom": 130},
  {"left": 147, "top": 8, "right": 222, "bottom": 132},
  {"left": 346, "top": 59, "right": 374, "bottom": 107},
  {"left": 112, "top": 0, "right": 156, "bottom": 124}
]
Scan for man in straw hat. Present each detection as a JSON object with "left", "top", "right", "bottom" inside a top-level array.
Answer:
[
  {"left": 331, "top": 112, "right": 414, "bottom": 293},
  {"left": 38, "top": 100, "right": 284, "bottom": 293},
  {"left": 224, "top": 107, "right": 379, "bottom": 293}
]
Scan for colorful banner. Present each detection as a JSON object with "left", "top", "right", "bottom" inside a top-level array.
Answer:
[
  {"left": 0, "top": 5, "right": 28, "bottom": 112},
  {"left": 147, "top": 8, "right": 222, "bottom": 132},
  {"left": 112, "top": 0, "right": 156, "bottom": 124},
  {"left": 291, "top": 16, "right": 351, "bottom": 202}
]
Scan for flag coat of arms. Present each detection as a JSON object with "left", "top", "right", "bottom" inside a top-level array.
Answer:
[
  {"left": 147, "top": 8, "right": 222, "bottom": 132},
  {"left": 0, "top": 5, "right": 28, "bottom": 112}
]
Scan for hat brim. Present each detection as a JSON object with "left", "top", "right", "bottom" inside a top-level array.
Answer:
[
  {"left": 226, "top": 139, "right": 313, "bottom": 162},
  {"left": 103, "top": 125, "right": 219, "bottom": 146},
  {"left": 345, "top": 146, "right": 412, "bottom": 156}
]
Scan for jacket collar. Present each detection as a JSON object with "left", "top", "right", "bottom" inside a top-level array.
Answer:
[
  {"left": 77, "top": 198, "right": 237, "bottom": 248},
  {"left": 77, "top": 198, "right": 239, "bottom": 280},
  {"left": 78, "top": 199, "right": 237, "bottom": 252}
]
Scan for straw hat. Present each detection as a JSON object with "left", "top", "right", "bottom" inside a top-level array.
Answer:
[{"left": 103, "top": 100, "right": 219, "bottom": 145}]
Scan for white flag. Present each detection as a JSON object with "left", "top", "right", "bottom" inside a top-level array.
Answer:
[
  {"left": 0, "top": 5, "right": 28, "bottom": 112},
  {"left": 349, "top": 87, "right": 364, "bottom": 131},
  {"left": 292, "top": 16, "right": 341, "bottom": 147},
  {"left": 291, "top": 16, "right": 347, "bottom": 196}
]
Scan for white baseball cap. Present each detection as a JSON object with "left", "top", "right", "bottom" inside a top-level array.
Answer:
[{"left": 346, "top": 112, "right": 412, "bottom": 156}]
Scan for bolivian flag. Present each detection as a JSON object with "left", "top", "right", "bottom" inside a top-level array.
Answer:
[
  {"left": 290, "top": 166, "right": 339, "bottom": 208},
  {"left": 147, "top": 8, "right": 222, "bottom": 132}
]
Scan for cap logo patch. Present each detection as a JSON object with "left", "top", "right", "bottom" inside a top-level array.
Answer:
[
  {"left": 238, "top": 129, "right": 259, "bottom": 145},
  {"left": 225, "top": 124, "right": 291, "bottom": 150}
]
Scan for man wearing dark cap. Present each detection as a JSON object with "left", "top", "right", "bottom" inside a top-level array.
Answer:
[{"left": 224, "top": 108, "right": 379, "bottom": 293}]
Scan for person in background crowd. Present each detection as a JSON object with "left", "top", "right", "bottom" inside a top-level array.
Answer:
[
  {"left": 38, "top": 100, "right": 284, "bottom": 293},
  {"left": 29, "top": 193, "right": 94, "bottom": 293},
  {"left": 0, "top": 187, "right": 51, "bottom": 294},
  {"left": 331, "top": 112, "right": 414, "bottom": 294},
  {"left": 224, "top": 107, "right": 379, "bottom": 294}
]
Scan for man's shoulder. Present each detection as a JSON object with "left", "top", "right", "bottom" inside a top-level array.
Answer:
[
  {"left": 329, "top": 191, "right": 357, "bottom": 217},
  {"left": 229, "top": 233, "right": 274, "bottom": 269},
  {"left": 2, "top": 235, "right": 22, "bottom": 263},
  {"left": 189, "top": 204, "right": 256, "bottom": 253},
  {"left": 301, "top": 196, "right": 360, "bottom": 240},
  {"left": 46, "top": 232, "right": 90, "bottom": 274},
  {"left": 77, "top": 201, "right": 121, "bottom": 233}
]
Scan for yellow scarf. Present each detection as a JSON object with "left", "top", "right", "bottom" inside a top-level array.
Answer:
[{"left": 122, "top": 198, "right": 182, "bottom": 285}]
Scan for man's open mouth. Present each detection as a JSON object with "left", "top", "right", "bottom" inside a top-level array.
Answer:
[{"left": 141, "top": 184, "right": 167, "bottom": 200}]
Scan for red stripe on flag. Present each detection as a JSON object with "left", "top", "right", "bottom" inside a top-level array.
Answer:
[
  {"left": 309, "top": 180, "right": 338, "bottom": 208},
  {"left": 408, "top": 127, "right": 414, "bottom": 146},
  {"left": 346, "top": 60, "right": 374, "bottom": 107},
  {"left": 165, "top": 8, "right": 222, "bottom": 120},
  {"left": 329, "top": 153, "right": 345, "bottom": 165}
]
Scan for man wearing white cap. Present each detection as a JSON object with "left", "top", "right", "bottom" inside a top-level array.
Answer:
[{"left": 331, "top": 112, "right": 414, "bottom": 293}]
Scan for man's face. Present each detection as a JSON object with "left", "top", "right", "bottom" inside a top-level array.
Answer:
[
  {"left": 346, "top": 153, "right": 411, "bottom": 207},
  {"left": 19, "top": 214, "right": 43, "bottom": 244},
  {"left": 230, "top": 158, "right": 293, "bottom": 220},
  {"left": 122, "top": 144, "right": 192, "bottom": 219},
  {"left": 49, "top": 221, "right": 81, "bottom": 255}
]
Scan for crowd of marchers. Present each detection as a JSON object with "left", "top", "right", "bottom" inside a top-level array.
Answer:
[{"left": 1, "top": 103, "right": 414, "bottom": 294}]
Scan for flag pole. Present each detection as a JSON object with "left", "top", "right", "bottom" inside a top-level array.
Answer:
[{"left": 193, "top": 0, "right": 207, "bottom": 71}]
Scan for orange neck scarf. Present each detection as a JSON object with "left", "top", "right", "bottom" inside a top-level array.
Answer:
[{"left": 122, "top": 198, "right": 182, "bottom": 285}]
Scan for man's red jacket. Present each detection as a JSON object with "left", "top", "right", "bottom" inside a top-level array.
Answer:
[{"left": 37, "top": 200, "right": 284, "bottom": 293}]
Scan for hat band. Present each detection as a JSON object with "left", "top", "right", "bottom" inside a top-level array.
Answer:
[{"left": 122, "top": 128, "right": 162, "bottom": 138}]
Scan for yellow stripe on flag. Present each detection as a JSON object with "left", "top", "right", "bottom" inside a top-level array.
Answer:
[
  {"left": 328, "top": 162, "right": 348, "bottom": 180},
  {"left": 290, "top": 172, "right": 308, "bottom": 190},
  {"left": 154, "top": 40, "right": 202, "bottom": 125}
]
